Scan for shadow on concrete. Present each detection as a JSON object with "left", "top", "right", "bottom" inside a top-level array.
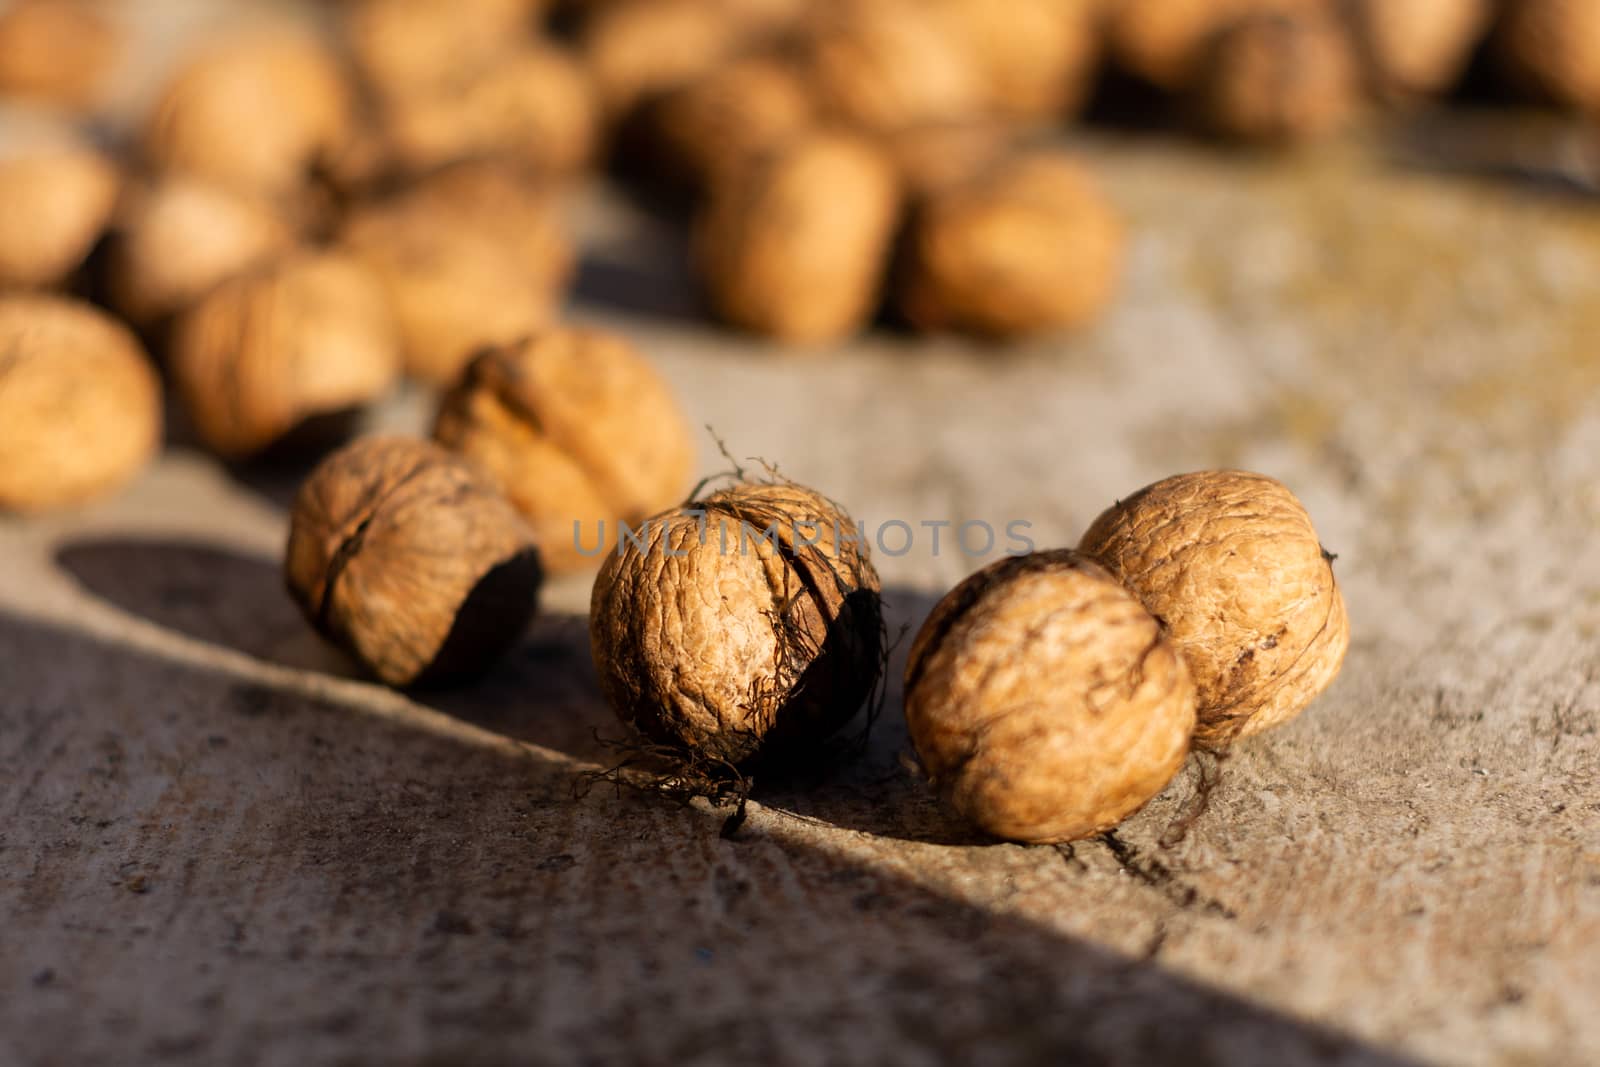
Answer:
[{"left": 0, "top": 608, "right": 1423, "bottom": 1067}]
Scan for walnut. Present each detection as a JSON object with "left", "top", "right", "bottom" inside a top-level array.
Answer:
[
  {"left": 0, "top": 294, "right": 161, "bottom": 512},
  {"left": 432, "top": 328, "right": 694, "bottom": 574},
  {"left": 169, "top": 251, "right": 400, "bottom": 459},
  {"left": 1199, "top": 7, "right": 1360, "bottom": 144},
  {"left": 377, "top": 44, "right": 598, "bottom": 177},
  {"left": 339, "top": 161, "right": 570, "bottom": 385},
  {"left": 581, "top": 0, "right": 747, "bottom": 119},
  {"left": 107, "top": 175, "right": 296, "bottom": 327},
  {"left": 897, "top": 151, "right": 1124, "bottom": 338},
  {"left": 0, "top": 111, "right": 119, "bottom": 289},
  {"left": 1343, "top": 0, "right": 1491, "bottom": 103},
  {"left": 798, "top": 0, "right": 986, "bottom": 134},
  {"left": 904, "top": 550, "right": 1197, "bottom": 844},
  {"left": 1108, "top": 0, "right": 1319, "bottom": 91},
  {"left": 640, "top": 55, "right": 816, "bottom": 192},
  {"left": 695, "top": 129, "right": 902, "bottom": 344},
  {"left": 1494, "top": 0, "right": 1600, "bottom": 111},
  {"left": 343, "top": 0, "right": 544, "bottom": 100},
  {"left": 285, "top": 436, "right": 542, "bottom": 687},
  {"left": 1079, "top": 470, "right": 1350, "bottom": 747},
  {"left": 0, "top": 0, "right": 122, "bottom": 111},
  {"left": 928, "top": 0, "right": 1103, "bottom": 122},
  {"left": 589, "top": 480, "right": 884, "bottom": 766},
  {"left": 141, "top": 32, "right": 354, "bottom": 195},
  {"left": 884, "top": 119, "right": 1018, "bottom": 199}
]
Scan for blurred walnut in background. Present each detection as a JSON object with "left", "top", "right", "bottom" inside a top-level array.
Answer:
[
  {"left": 0, "top": 109, "right": 118, "bottom": 289},
  {"left": 0, "top": 0, "right": 122, "bottom": 111}
]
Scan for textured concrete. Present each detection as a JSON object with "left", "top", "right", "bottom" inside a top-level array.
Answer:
[{"left": 5, "top": 7, "right": 1600, "bottom": 1064}]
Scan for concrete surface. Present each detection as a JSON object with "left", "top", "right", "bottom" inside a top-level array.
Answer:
[{"left": 4, "top": 7, "right": 1600, "bottom": 1065}]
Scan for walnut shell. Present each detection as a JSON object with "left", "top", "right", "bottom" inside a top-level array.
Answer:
[
  {"left": 108, "top": 175, "right": 296, "bottom": 327},
  {"left": 1200, "top": 7, "right": 1360, "bottom": 144},
  {"left": 433, "top": 329, "right": 694, "bottom": 574},
  {"left": 378, "top": 44, "right": 598, "bottom": 176},
  {"left": 641, "top": 55, "right": 816, "bottom": 192},
  {"left": 1343, "top": 0, "right": 1490, "bottom": 102},
  {"left": 1108, "top": 0, "right": 1320, "bottom": 90},
  {"left": 581, "top": 0, "right": 748, "bottom": 119},
  {"left": 285, "top": 435, "right": 542, "bottom": 687},
  {"left": 897, "top": 152, "right": 1124, "bottom": 338},
  {"left": 904, "top": 550, "right": 1197, "bottom": 844},
  {"left": 696, "top": 129, "right": 901, "bottom": 344},
  {"left": 1494, "top": 0, "right": 1600, "bottom": 111},
  {"left": 1079, "top": 470, "right": 1350, "bottom": 747},
  {"left": 142, "top": 33, "right": 354, "bottom": 195},
  {"left": 799, "top": 0, "right": 986, "bottom": 134},
  {"left": 590, "top": 481, "right": 884, "bottom": 766},
  {"left": 169, "top": 251, "right": 400, "bottom": 459},
  {"left": 0, "top": 114, "right": 119, "bottom": 289},
  {"left": 339, "top": 166, "right": 568, "bottom": 385},
  {"left": 928, "top": 0, "right": 1103, "bottom": 121},
  {"left": 884, "top": 119, "right": 1019, "bottom": 199},
  {"left": 0, "top": 0, "right": 122, "bottom": 110},
  {"left": 343, "top": 0, "right": 544, "bottom": 100},
  {"left": 0, "top": 294, "right": 161, "bottom": 512}
]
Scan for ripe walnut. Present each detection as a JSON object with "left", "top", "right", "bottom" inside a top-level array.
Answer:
[
  {"left": 0, "top": 295, "right": 162, "bottom": 512},
  {"left": 1109, "top": 0, "right": 1321, "bottom": 90},
  {"left": 898, "top": 152, "right": 1124, "bottom": 338},
  {"left": 1200, "top": 8, "right": 1359, "bottom": 144},
  {"left": 343, "top": 0, "right": 543, "bottom": 100},
  {"left": 904, "top": 551, "right": 1197, "bottom": 845},
  {"left": 799, "top": 0, "right": 984, "bottom": 134},
  {"left": 1079, "top": 470, "right": 1350, "bottom": 747},
  {"left": 377, "top": 44, "right": 597, "bottom": 177},
  {"left": 432, "top": 328, "right": 694, "bottom": 574},
  {"left": 142, "top": 33, "right": 353, "bottom": 195},
  {"left": 928, "top": 0, "right": 1102, "bottom": 122},
  {"left": 589, "top": 481, "right": 884, "bottom": 767},
  {"left": 339, "top": 161, "right": 568, "bottom": 385},
  {"left": 0, "top": 0, "right": 122, "bottom": 111},
  {"left": 0, "top": 113, "right": 119, "bottom": 289},
  {"left": 108, "top": 175, "right": 295, "bottom": 327},
  {"left": 169, "top": 251, "right": 400, "bottom": 458},
  {"left": 641, "top": 55, "right": 816, "bottom": 192},
  {"left": 1494, "top": 0, "right": 1600, "bottom": 111},
  {"left": 286, "top": 436, "right": 542, "bottom": 687},
  {"left": 696, "top": 130, "right": 901, "bottom": 344}
]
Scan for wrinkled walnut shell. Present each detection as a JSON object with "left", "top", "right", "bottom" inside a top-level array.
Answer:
[
  {"left": 108, "top": 175, "right": 296, "bottom": 327},
  {"left": 378, "top": 44, "right": 598, "bottom": 176},
  {"left": 1494, "top": 0, "right": 1600, "bottom": 111},
  {"left": 1079, "top": 470, "right": 1350, "bottom": 747},
  {"left": 590, "top": 481, "right": 884, "bottom": 766},
  {"left": 905, "top": 550, "right": 1197, "bottom": 844},
  {"left": 0, "top": 113, "right": 119, "bottom": 289},
  {"left": 339, "top": 165, "right": 568, "bottom": 385},
  {"left": 898, "top": 152, "right": 1124, "bottom": 338},
  {"left": 0, "top": 294, "right": 162, "bottom": 512},
  {"left": 581, "top": 0, "right": 747, "bottom": 119},
  {"left": 799, "top": 0, "right": 985, "bottom": 133},
  {"left": 433, "top": 328, "right": 694, "bottom": 574},
  {"left": 1200, "top": 8, "right": 1360, "bottom": 144},
  {"left": 928, "top": 0, "right": 1102, "bottom": 122},
  {"left": 285, "top": 436, "right": 542, "bottom": 687},
  {"left": 142, "top": 32, "right": 353, "bottom": 195},
  {"left": 1108, "top": 0, "right": 1320, "bottom": 90},
  {"left": 343, "top": 0, "right": 543, "bottom": 100},
  {"left": 0, "top": 0, "right": 123, "bottom": 110},
  {"left": 640, "top": 55, "right": 817, "bottom": 192},
  {"left": 169, "top": 251, "right": 400, "bottom": 458},
  {"left": 696, "top": 129, "right": 901, "bottom": 344}
]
